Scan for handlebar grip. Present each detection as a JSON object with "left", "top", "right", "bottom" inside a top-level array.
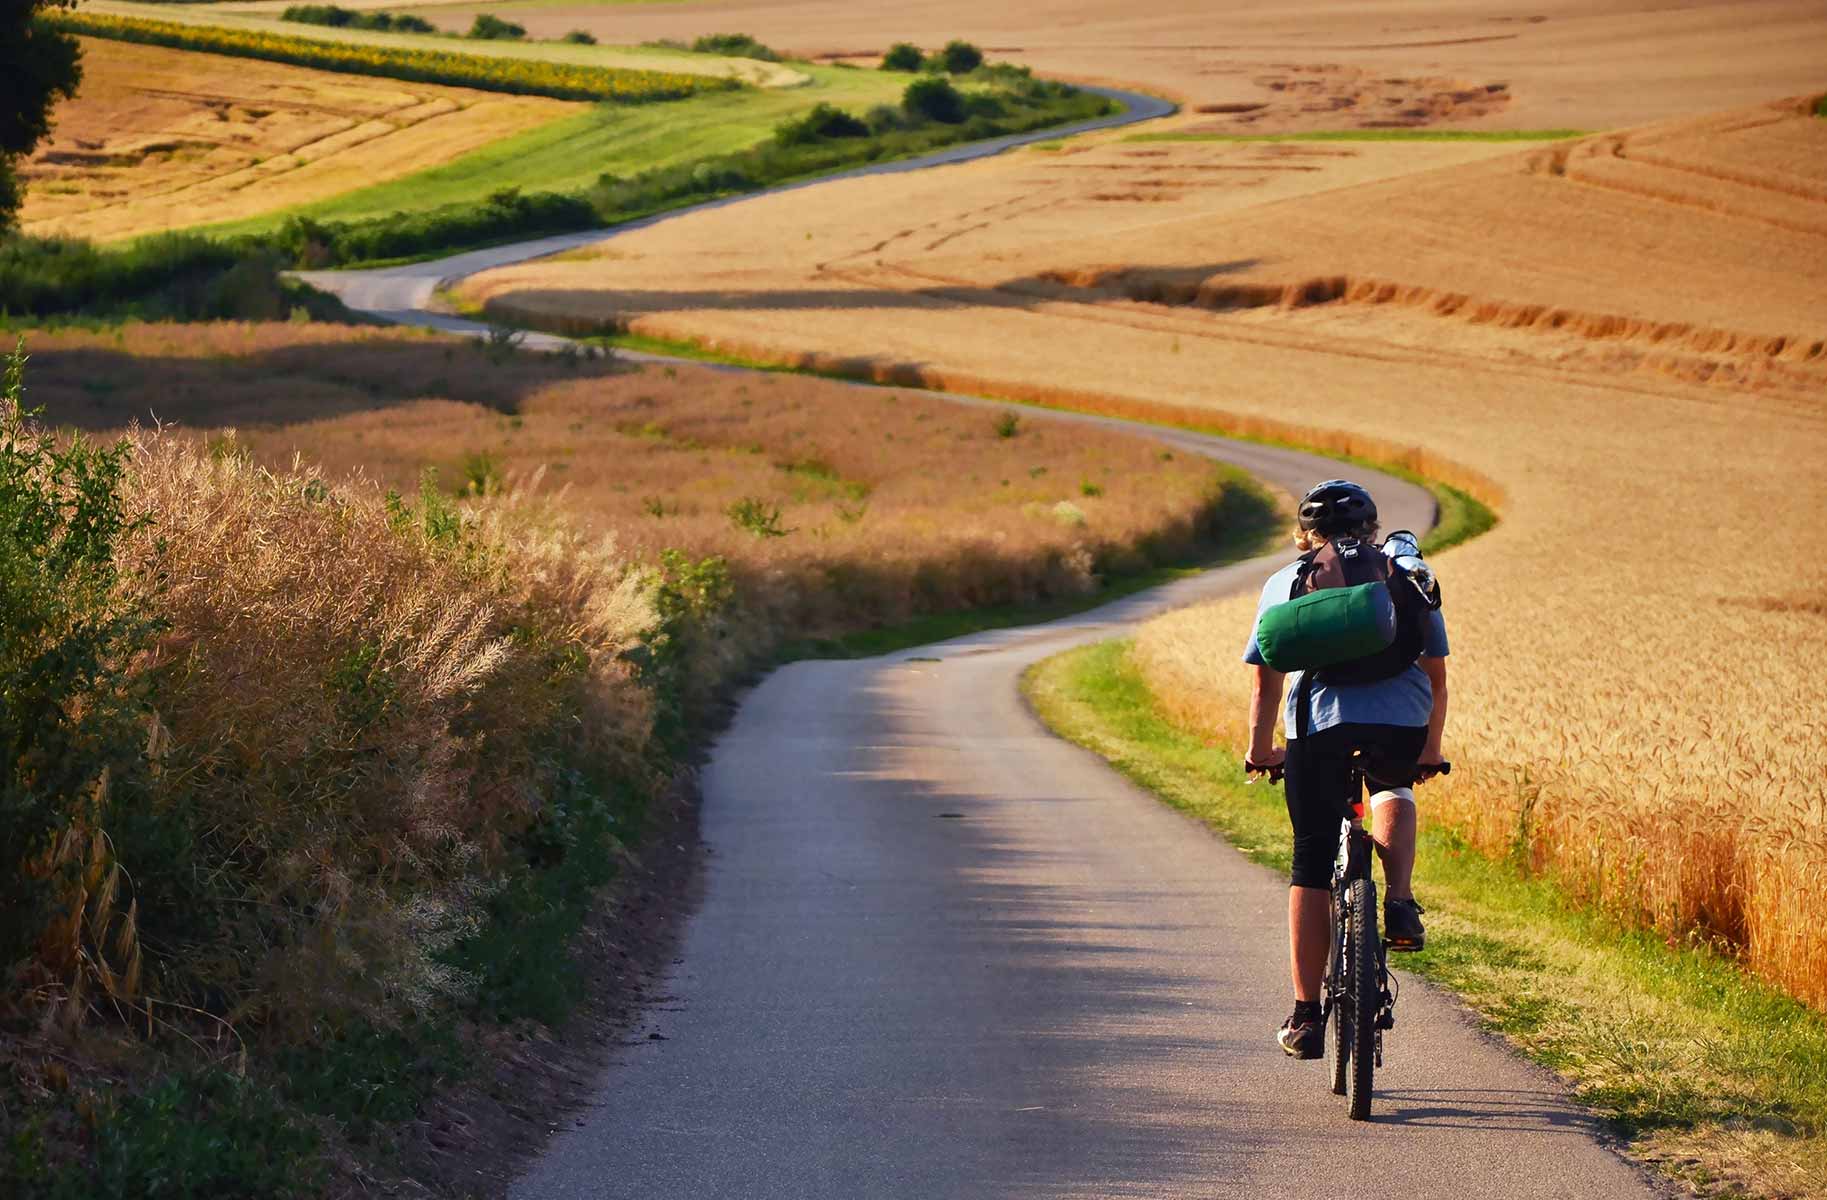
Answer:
[
  {"left": 1415, "top": 760, "right": 1452, "bottom": 782},
  {"left": 1244, "top": 759, "right": 1285, "bottom": 783}
]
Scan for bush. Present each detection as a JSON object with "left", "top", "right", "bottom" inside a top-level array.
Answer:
[
  {"left": 0, "top": 343, "right": 156, "bottom": 970},
  {"left": 880, "top": 42, "right": 923, "bottom": 71},
  {"left": 468, "top": 13, "right": 525, "bottom": 39},
  {"left": 690, "top": 32, "right": 779, "bottom": 61},
  {"left": 774, "top": 102, "right": 870, "bottom": 145},
  {"left": 280, "top": 5, "right": 434, "bottom": 33},
  {"left": 904, "top": 76, "right": 966, "bottom": 124},
  {"left": 561, "top": 29, "right": 597, "bottom": 44},
  {"left": 939, "top": 39, "right": 983, "bottom": 74}
]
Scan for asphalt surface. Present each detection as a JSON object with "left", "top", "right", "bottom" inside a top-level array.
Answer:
[{"left": 304, "top": 85, "right": 1662, "bottom": 1200}]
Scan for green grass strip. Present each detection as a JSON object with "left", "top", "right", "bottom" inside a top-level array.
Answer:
[
  {"left": 1126, "top": 128, "right": 1588, "bottom": 144},
  {"left": 1025, "top": 640, "right": 1827, "bottom": 1195},
  {"left": 42, "top": 9, "right": 733, "bottom": 102}
]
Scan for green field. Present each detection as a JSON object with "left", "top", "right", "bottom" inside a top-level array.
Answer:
[
  {"left": 198, "top": 64, "right": 911, "bottom": 239},
  {"left": 1125, "top": 128, "right": 1589, "bottom": 144}
]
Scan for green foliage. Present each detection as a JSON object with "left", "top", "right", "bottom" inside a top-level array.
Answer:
[
  {"left": 774, "top": 102, "right": 870, "bottom": 145},
  {"left": 939, "top": 39, "right": 983, "bottom": 74},
  {"left": 726, "top": 496, "right": 791, "bottom": 538},
  {"left": 270, "top": 187, "right": 598, "bottom": 270},
  {"left": 0, "top": 341, "right": 157, "bottom": 965},
  {"left": 1814, "top": 93, "right": 1826, "bottom": 118},
  {"left": 691, "top": 32, "right": 780, "bottom": 61},
  {"left": 277, "top": 1022, "right": 462, "bottom": 1139},
  {"left": 279, "top": 5, "right": 433, "bottom": 33},
  {"left": 1080, "top": 479, "right": 1103, "bottom": 498},
  {"left": 880, "top": 42, "right": 924, "bottom": 72},
  {"left": 1, "top": 2, "right": 83, "bottom": 235},
  {"left": 467, "top": 12, "right": 525, "bottom": 40},
  {"left": 994, "top": 411, "right": 1021, "bottom": 439},
  {"left": 561, "top": 29, "right": 597, "bottom": 45},
  {"left": 903, "top": 76, "right": 965, "bottom": 124}
]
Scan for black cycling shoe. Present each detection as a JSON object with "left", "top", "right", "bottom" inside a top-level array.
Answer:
[
  {"left": 1277, "top": 1008, "right": 1324, "bottom": 1059},
  {"left": 1385, "top": 897, "right": 1426, "bottom": 952}
]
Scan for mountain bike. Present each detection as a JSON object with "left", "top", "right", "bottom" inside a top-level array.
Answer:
[{"left": 1325, "top": 753, "right": 1449, "bottom": 1120}]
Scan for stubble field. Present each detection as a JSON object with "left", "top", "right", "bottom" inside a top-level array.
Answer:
[
  {"left": 20, "top": 38, "right": 582, "bottom": 242},
  {"left": 452, "top": 9, "right": 1827, "bottom": 1031}
]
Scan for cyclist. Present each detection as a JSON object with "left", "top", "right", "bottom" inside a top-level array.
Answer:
[{"left": 1240, "top": 480, "right": 1449, "bottom": 1060}]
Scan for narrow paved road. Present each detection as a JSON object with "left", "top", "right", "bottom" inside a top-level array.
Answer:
[{"left": 305, "top": 88, "right": 1662, "bottom": 1200}]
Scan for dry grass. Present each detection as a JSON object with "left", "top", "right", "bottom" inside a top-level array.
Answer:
[
  {"left": 20, "top": 38, "right": 579, "bottom": 242},
  {"left": 25, "top": 321, "right": 1243, "bottom": 644},
  {"left": 456, "top": 93, "right": 1827, "bottom": 1016}
]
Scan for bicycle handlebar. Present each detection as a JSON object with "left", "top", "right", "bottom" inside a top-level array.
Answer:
[{"left": 1243, "top": 757, "right": 1452, "bottom": 785}]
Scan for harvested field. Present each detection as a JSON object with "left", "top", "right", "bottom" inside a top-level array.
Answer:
[
  {"left": 396, "top": 0, "right": 1827, "bottom": 130},
  {"left": 457, "top": 83, "right": 1827, "bottom": 1030},
  {"left": 20, "top": 39, "right": 580, "bottom": 242},
  {"left": 23, "top": 322, "right": 1252, "bottom": 643}
]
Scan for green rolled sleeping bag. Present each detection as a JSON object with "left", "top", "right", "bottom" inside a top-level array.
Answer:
[{"left": 1255, "top": 582, "right": 1398, "bottom": 674}]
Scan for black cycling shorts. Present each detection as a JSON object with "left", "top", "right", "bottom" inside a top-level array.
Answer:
[{"left": 1284, "top": 722, "right": 1426, "bottom": 890}]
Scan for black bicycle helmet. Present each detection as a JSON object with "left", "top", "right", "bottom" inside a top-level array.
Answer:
[{"left": 1297, "top": 479, "right": 1377, "bottom": 535}]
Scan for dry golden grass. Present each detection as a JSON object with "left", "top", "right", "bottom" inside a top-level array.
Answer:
[
  {"left": 25, "top": 321, "right": 1242, "bottom": 643},
  {"left": 458, "top": 94, "right": 1827, "bottom": 1012},
  {"left": 438, "top": 0, "right": 1827, "bottom": 129},
  {"left": 20, "top": 38, "right": 579, "bottom": 242}
]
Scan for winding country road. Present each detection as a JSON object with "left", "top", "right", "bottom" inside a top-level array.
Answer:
[{"left": 307, "top": 87, "right": 1662, "bottom": 1200}]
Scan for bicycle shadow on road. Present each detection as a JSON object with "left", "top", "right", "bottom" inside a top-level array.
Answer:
[{"left": 1370, "top": 1087, "right": 1616, "bottom": 1135}]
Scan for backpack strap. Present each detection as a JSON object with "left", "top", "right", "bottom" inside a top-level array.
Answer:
[{"left": 1289, "top": 550, "right": 1320, "bottom": 600}]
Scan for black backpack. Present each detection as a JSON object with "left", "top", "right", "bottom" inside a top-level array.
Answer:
[{"left": 1288, "top": 536, "right": 1437, "bottom": 686}]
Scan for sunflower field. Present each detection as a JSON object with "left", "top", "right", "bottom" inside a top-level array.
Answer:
[{"left": 42, "top": 10, "right": 735, "bottom": 103}]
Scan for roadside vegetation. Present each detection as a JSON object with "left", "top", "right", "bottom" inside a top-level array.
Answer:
[
  {"left": 1026, "top": 641, "right": 1827, "bottom": 1199},
  {"left": 0, "top": 323, "right": 1272, "bottom": 1193}
]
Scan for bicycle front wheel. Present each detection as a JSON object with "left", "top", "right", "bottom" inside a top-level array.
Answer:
[{"left": 1346, "top": 876, "right": 1379, "bottom": 1120}]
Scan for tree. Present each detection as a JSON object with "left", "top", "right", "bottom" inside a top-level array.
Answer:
[
  {"left": 903, "top": 77, "right": 965, "bottom": 124},
  {"left": 940, "top": 40, "right": 983, "bottom": 74},
  {"left": 880, "top": 42, "right": 924, "bottom": 72},
  {"left": 1, "top": 1, "right": 84, "bottom": 234}
]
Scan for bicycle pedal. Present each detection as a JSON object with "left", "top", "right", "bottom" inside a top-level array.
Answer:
[{"left": 1376, "top": 1011, "right": 1395, "bottom": 1031}]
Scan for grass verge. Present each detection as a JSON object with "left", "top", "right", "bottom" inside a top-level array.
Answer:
[
  {"left": 1125, "top": 128, "right": 1589, "bottom": 143},
  {"left": 1024, "top": 640, "right": 1827, "bottom": 1199}
]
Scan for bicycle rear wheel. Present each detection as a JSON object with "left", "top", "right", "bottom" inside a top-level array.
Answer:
[
  {"left": 1346, "top": 876, "right": 1379, "bottom": 1120},
  {"left": 1328, "top": 887, "right": 1349, "bottom": 1096}
]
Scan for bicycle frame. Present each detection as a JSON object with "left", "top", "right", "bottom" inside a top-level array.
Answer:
[{"left": 1324, "top": 754, "right": 1399, "bottom": 1116}]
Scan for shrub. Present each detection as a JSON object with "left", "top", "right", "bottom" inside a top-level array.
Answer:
[
  {"left": 880, "top": 42, "right": 923, "bottom": 71},
  {"left": 561, "top": 29, "right": 597, "bottom": 44},
  {"left": 994, "top": 411, "right": 1021, "bottom": 438},
  {"left": 939, "top": 39, "right": 983, "bottom": 74},
  {"left": 903, "top": 76, "right": 966, "bottom": 124},
  {"left": 727, "top": 496, "right": 792, "bottom": 538},
  {"left": 691, "top": 32, "right": 780, "bottom": 61},
  {"left": 0, "top": 343, "right": 156, "bottom": 971},
  {"left": 862, "top": 103, "right": 910, "bottom": 134},
  {"left": 280, "top": 5, "right": 435, "bottom": 33},
  {"left": 468, "top": 13, "right": 526, "bottom": 40},
  {"left": 774, "top": 103, "right": 870, "bottom": 145}
]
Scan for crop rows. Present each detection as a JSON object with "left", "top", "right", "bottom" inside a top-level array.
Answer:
[{"left": 43, "top": 10, "right": 735, "bottom": 103}]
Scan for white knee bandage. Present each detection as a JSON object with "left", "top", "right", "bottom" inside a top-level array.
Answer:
[{"left": 1369, "top": 787, "right": 1414, "bottom": 807}]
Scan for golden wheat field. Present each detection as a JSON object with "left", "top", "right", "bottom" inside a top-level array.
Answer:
[
  {"left": 404, "top": 0, "right": 1826, "bottom": 129},
  {"left": 26, "top": 322, "right": 1244, "bottom": 641},
  {"left": 19, "top": 38, "right": 580, "bottom": 242},
  {"left": 455, "top": 33, "right": 1827, "bottom": 1018}
]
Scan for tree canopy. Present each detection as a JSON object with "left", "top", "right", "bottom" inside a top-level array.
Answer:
[{"left": 1, "top": 1, "right": 84, "bottom": 233}]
